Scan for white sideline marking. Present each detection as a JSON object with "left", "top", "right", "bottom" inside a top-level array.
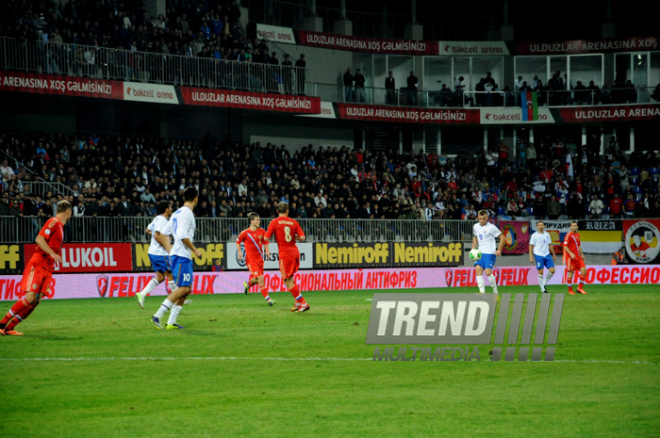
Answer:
[{"left": 0, "top": 356, "right": 657, "bottom": 365}]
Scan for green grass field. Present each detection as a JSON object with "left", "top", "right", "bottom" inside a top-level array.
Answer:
[{"left": 1, "top": 285, "right": 658, "bottom": 438}]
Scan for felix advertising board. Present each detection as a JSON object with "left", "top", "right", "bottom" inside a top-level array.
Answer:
[{"left": 2, "top": 265, "right": 658, "bottom": 302}]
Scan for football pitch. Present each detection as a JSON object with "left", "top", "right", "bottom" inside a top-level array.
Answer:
[{"left": 1, "top": 285, "right": 658, "bottom": 437}]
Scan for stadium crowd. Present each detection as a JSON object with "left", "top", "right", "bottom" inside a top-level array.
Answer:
[
  {"left": 1, "top": 0, "right": 245, "bottom": 59},
  {"left": 0, "top": 0, "right": 308, "bottom": 93},
  {"left": 2, "top": 1, "right": 654, "bottom": 105},
  {"left": 1, "top": 130, "right": 660, "bottom": 226}
]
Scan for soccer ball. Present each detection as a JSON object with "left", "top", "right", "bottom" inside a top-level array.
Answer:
[{"left": 469, "top": 249, "right": 482, "bottom": 261}]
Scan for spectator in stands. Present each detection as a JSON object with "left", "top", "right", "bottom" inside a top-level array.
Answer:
[
  {"left": 343, "top": 68, "right": 354, "bottom": 102},
  {"left": 623, "top": 193, "right": 636, "bottom": 217},
  {"left": 454, "top": 76, "right": 473, "bottom": 107},
  {"left": 572, "top": 80, "right": 588, "bottom": 105},
  {"left": 651, "top": 197, "right": 660, "bottom": 218},
  {"left": 526, "top": 142, "right": 537, "bottom": 169},
  {"left": 567, "top": 191, "right": 584, "bottom": 219},
  {"left": 498, "top": 141, "right": 509, "bottom": 167},
  {"left": 406, "top": 71, "right": 418, "bottom": 105},
  {"left": 547, "top": 196, "right": 561, "bottom": 219},
  {"left": 503, "top": 197, "right": 517, "bottom": 217},
  {"left": 586, "top": 81, "right": 601, "bottom": 104},
  {"left": 635, "top": 192, "right": 652, "bottom": 218},
  {"left": 355, "top": 69, "right": 368, "bottom": 103},
  {"left": 83, "top": 47, "right": 96, "bottom": 77},
  {"left": 295, "top": 54, "right": 306, "bottom": 95},
  {"left": 515, "top": 75, "right": 524, "bottom": 91},
  {"left": 608, "top": 192, "right": 624, "bottom": 218},
  {"left": 0, "top": 195, "right": 9, "bottom": 216},
  {"left": 0, "top": 160, "right": 14, "bottom": 181},
  {"left": 281, "top": 54, "right": 293, "bottom": 94},
  {"left": 385, "top": 71, "right": 396, "bottom": 104}
]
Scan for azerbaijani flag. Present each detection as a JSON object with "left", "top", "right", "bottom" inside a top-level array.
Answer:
[{"left": 521, "top": 91, "right": 538, "bottom": 121}]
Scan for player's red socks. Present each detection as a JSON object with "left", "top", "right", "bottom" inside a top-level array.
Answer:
[
  {"left": 0, "top": 298, "right": 30, "bottom": 325},
  {"left": 259, "top": 286, "right": 270, "bottom": 301},
  {"left": 4, "top": 300, "right": 38, "bottom": 330},
  {"left": 289, "top": 285, "right": 307, "bottom": 305}
]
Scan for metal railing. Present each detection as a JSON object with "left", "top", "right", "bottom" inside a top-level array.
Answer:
[
  {"left": 16, "top": 182, "right": 75, "bottom": 200},
  {"left": 0, "top": 216, "right": 473, "bottom": 245},
  {"left": 2, "top": 37, "right": 656, "bottom": 109},
  {"left": 317, "top": 84, "right": 656, "bottom": 107},
  {"left": 0, "top": 149, "right": 76, "bottom": 198},
  {"left": 0, "top": 37, "right": 313, "bottom": 95}
]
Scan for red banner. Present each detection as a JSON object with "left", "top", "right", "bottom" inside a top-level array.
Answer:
[
  {"left": 515, "top": 37, "right": 659, "bottom": 55},
  {"left": 554, "top": 105, "right": 660, "bottom": 123},
  {"left": 298, "top": 30, "right": 438, "bottom": 55},
  {"left": 500, "top": 221, "right": 531, "bottom": 255},
  {"left": 0, "top": 70, "right": 123, "bottom": 100},
  {"left": 179, "top": 87, "right": 321, "bottom": 113},
  {"left": 623, "top": 220, "right": 660, "bottom": 264},
  {"left": 336, "top": 103, "right": 479, "bottom": 124},
  {"left": 23, "top": 243, "right": 133, "bottom": 273}
]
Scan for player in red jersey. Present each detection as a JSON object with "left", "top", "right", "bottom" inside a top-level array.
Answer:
[
  {"left": 563, "top": 221, "right": 588, "bottom": 295},
  {"left": 0, "top": 201, "right": 72, "bottom": 335},
  {"left": 264, "top": 202, "right": 310, "bottom": 312},
  {"left": 237, "top": 212, "right": 274, "bottom": 306}
]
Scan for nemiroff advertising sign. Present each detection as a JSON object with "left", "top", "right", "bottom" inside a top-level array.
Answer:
[
  {"left": 23, "top": 243, "right": 133, "bottom": 273},
  {"left": 314, "top": 242, "right": 463, "bottom": 269}
]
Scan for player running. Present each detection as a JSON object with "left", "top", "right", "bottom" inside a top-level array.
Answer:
[
  {"left": 529, "top": 220, "right": 556, "bottom": 293},
  {"left": 0, "top": 201, "right": 72, "bottom": 336},
  {"left": 563, "top": 220, "right": 588, "bottom": 295},
  {"left": 151, "top": 187, "right": 202, "bottom": 329},
  {"left": 136, "top": 200, "right": 176, "bottom": 309},
  {"left": 264, "top": 202, "right": 310, "bottom": 312},
  {"left": 471, "top": 210, "right": 505, "bottom": 297},
  {"left": 237, "top": 212, "right": 274, "bottom": 306}
]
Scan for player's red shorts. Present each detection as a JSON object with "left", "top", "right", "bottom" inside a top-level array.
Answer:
[
  {"left": 566, "top": 255, "right": 586, "bottom": 272},
  {"left": 279, "top": 255, "right": 300, "bottom": 280},
  {"left": 246, "top": 259, "right": 264, "bottom": 278},
  {"left": 21, "top": 261, "right": 54, "bottom": 295}
]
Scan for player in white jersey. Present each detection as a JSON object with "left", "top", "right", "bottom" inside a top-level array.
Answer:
[
  {"left": 529, "top": 220, "right": 556, "bottom": 293},
  {"left": 151, "top": 187, "right": 201, "bottom": 330},
  {"left": 471, "top": 210, "right": 505, "bottom": 295},
  {"left": 136, "top": 201, "right": 175, "bottom": 309}
]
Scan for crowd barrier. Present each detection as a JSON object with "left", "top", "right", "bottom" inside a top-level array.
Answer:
[
  {"left": 0, "top": 217, "right": 472, "bottom": 244},
  {"left": 1, "top": 218, "right": 658, "bottom": 274},
  {"left": 0, "top": 37, "right": 313, "bottom": 96},
  {"left": 0, "top": 241, "right": 465, "bottom": 275},
  {"left": 1, "top": 265, "right": 658, "bottom": 301}
]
